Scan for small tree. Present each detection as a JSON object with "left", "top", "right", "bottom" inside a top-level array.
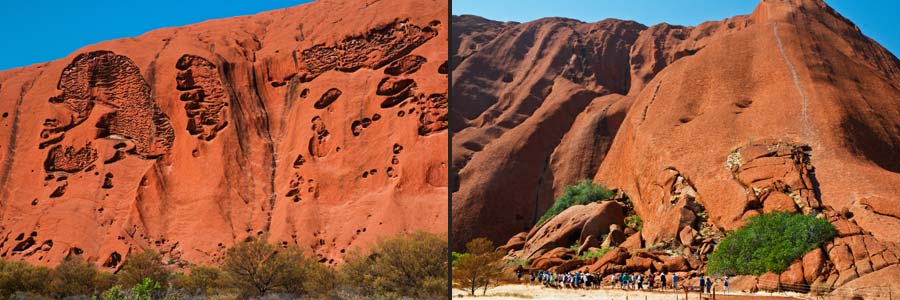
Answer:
[
  {"left": 117, "top": 249, "right": 170, "bottom": 288},
  {"left": 452, "top": 238, "right": 505, "bottom": 296},
  {"left": 222, "top": 237, "right": 327, "bottom": 297},
  {"left": 48, "top": 255, "right": 101, "bottom": 297},
  {"left": 222, "top": 238, "right": 287, "bottom": 296}
]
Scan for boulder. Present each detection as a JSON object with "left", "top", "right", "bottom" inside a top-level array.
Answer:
[
  {"left": 625, "top": 256, "right": 654, "bottom": 271},
  {"left": 531, "top": 257, "right": 566, "bottom": 270},
  {"left": 541, "top": 247, "right": 576, "bottom": 260},
  {"left": 762, "top": 192, "right": 798, "bottom": 214},
  {"left": 498, "top": 232, "right": 528, "bottom": 252},
  {"left": 620, "top": 231, "right": 643, "bottom": 249},
  {"left": 601, "top": 225, "right": 626, "bottom": 248},
  {"left": 758, "top": 272, "right": 780, "bottom": 291},
  {"left": 580, "top": 202, "right": 626, "bottom": 242},
  {"left": 679, "top": 226, "right": 697, "bottom": 247},
  {"left": 586, "top": 247, "right": 630, "bottom": 272},
  {"left": 521, "top": 201, "right": 624, "bottom": 259},
  {"left": 802, "top": 247, "right": 826, "bottom": 284},
  {"left": 549, "top": 259, "right": 586, "bottom": 273},
  {"left": 661, "top": 255, "right": 691, "bottom": 272},
  {"left": 779, "top": 261, "right": 807, "bottom": 291},
  {"left": 727, "top": 275, "right": 759, "bottom": 293},
  {"left": 576, "top": 235, "right": 599, "bottom": 256}
]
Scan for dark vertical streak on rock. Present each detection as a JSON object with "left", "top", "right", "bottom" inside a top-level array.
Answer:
[
  {"left": 249, "top": 62, "right": 278, "bottom": 233},
  {"left": 532, "top": 155, "right": 552, "bottom": 226},
  {"left": 0, "top": 71, "right": 43, "bottom": 220},
  {"left": 218, "top": 59, "right": 255, "bottom": 206}
]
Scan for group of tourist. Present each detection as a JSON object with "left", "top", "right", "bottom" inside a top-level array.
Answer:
[
  {"left": 523, "top": 270, "right": 604, "bottom": 289},
  {"left": 518, "top": 269, "right": 730, "bottom": 294}
]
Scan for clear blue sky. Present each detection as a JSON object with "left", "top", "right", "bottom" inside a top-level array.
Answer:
[
  {"left": 453, "top": 0, "right": 899, "bottom": 58},
  {"left": 0, "top": 0, "right": 313, "bottom": 71}
]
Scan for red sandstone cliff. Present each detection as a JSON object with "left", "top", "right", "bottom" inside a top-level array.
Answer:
[
  {"left": 452, "top": 0, "right": 900, "bottom": 289},
  {"left": 0, "top": 0, "right": 448, "bottom": 269}
]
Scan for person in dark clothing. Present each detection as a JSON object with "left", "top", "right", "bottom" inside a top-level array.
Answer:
[
  {"left": 699, "top": 276, "right": 706, "bottom": 292},
  {"left": 706, "top": 277, "right": 712, "bottom": 294}
]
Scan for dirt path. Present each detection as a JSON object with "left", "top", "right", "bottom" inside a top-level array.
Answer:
[{"left": 453, "top": 285, "right": 808, "bottom": 300}]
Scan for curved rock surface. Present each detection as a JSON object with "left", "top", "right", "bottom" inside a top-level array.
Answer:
[
  {"left": 453, "top": 0, "right": 900, "bottom": 290},
  {"left": 0, "top": 0, "right": 448, "bottom": 269}
]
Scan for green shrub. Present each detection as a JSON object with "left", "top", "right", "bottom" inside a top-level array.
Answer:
[
  {"left": 341, "top": 231, "right": 448, "bottom": 299},
  {"left": 505, "top": 257, "right": 530, "bottom": 268},
  {"left": 451, "top": 251, "right": 466, "bottom": 266},
  {"left": 625, "top": 214, "right": 643, "bottom": 232},
  {"left": 537, "top": 180, "right": 615, "bottom": 226},
  {"left": 48, "top": 255, "right": 103, "bottom": 297},
  {"left": 578, "top": 247, "right": 612, "bottom": 260},
  {"left": 0, "top": 259, "right": 51, "bottom": 298},
  {"left": 707, "top": 211, "right": 835, "bottom": 276},
  {"left": 117, "top": 249, "right": 170, "bottom": 288},
  {"left": 174, "top": 265, "right": 224, "bottom": 295}
]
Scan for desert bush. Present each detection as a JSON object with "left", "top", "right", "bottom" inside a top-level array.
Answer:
[
  {"left": 505, "top": 257, "right": 530, "bottom": 268},
  {"left": 707, "top": 211, "right": 835, "bottom": 275},
  {"left": 452, "top": 238, "right": 505, "bottom": 296},
  {"left": 222, "top": 237, "right": 330, "bottom": 297},
  {"left": 625, "top": 214, "right": 643, "bottom": 232},
  {"left": 0, "top": 259, "right": 51, "bottom": 298},
  {"left": 342, "top": 231, "right": 448, "bottom": 299},
  {"left": 537, "top": 180, "right": 615, "bottom": 225},
  {"left": 117, "top": 249, "right": 171, "bottom": 288},
  {"left": 48, "top": 255, "right": 105, "bottom": 297},
  {"left": 174, "top": 265, "right": 224, "bottom": 295}
]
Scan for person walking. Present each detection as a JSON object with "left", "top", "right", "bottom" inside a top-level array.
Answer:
[
  {"left": 706, "top": 276, "right": 712, "bottom": 294},
  {"left": 660, "top": 272, "right": 667, "bottom": 290},
  {"left": 724, "top": 276, "right": 730, "bottom": 294},
  {"left": 699, "top": 276, "right": 706, "bottom": 293},
  {"left": 672, "top": 273, "right": 679, "bottom": 289}
]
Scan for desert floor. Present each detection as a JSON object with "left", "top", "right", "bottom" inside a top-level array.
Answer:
[{"left": 452, "top": 285, "right": 807, "bottom": 300}]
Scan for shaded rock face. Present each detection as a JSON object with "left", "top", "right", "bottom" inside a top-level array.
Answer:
[
  {"left": 0, "top": 0, "right": 447, "bottom": 269},
  {"left": 456, "top": 0, "right": 900, "bottom": 289}
]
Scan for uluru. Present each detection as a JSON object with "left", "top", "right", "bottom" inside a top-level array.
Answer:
[
  {"left": 0, "top": 0, "right": 448, "bottom": 270},
  {"left": 451, "top": 0, "right": 900, "bottom": 292}
]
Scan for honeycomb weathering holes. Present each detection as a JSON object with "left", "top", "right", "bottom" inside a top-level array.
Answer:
[
  {"left": 175, "top": 54, "right": 231, "bottom": 141},
  {"left": 44, "top": 51, "right": 174, "bottom": 159}
]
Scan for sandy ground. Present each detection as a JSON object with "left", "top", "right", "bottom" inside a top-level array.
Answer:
[{"left": 452, "top": 285, "right": 808, "bottom": 300}]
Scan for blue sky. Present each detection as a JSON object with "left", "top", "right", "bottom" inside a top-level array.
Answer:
[
  {"left": 0, "top": 0, "right": 313, "bottom": 71},
  {"left": 453, "top": 0, "right": 899, "bottom": 57},
  {"left": 0, "top": 1, "right": 896, "bottom": 71}
]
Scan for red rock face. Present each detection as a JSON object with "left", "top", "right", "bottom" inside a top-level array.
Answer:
[
  {"left": 0, "top": 0, "right": 447, "bottom": 269},
  {"left": 453, "top": 0, "right": 900, "bottom": 289}
]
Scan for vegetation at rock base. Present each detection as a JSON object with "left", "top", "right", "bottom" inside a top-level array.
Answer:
[
  {"left": 578, "top": 247, "right": 612, "bottom": 260},
  {"left": 0, "top": 231, "right": 449, "bottom": 300},
  {"left": 625, "top": 214, "right": 643, "bottom": 232},
  {"left": 707, "top": 211, "right": 835, "bottom": 276},
  {"left": 341, "top": 231, "right": 448, "bottom": 299},
  {"left": 537, "top": 180, "right": 616, "bottom": 226},
  {"left": 452, "top": 238, "right": 506, "bottom": 296},
  {"left": 117, "top": 249, "right": 170, "bottom": 290}
]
